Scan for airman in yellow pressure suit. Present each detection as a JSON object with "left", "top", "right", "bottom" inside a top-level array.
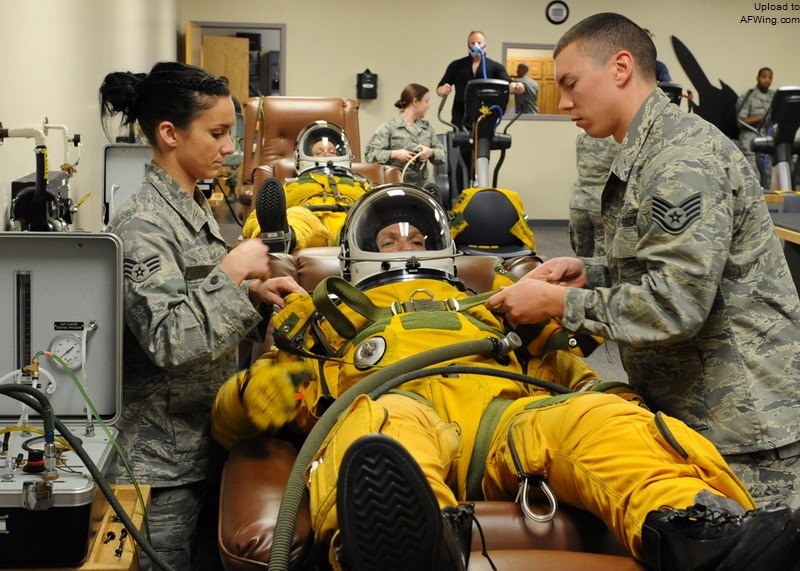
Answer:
[{"left": 213, "top": 185, "right": 800, "bottom": 571}]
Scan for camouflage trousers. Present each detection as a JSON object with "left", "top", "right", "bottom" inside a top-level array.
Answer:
[
  {"left": 724, "top": 440, "right": 800, "bottom": 510},
  {"left": 138, "top": 479, "right": 224, "bottom": 571}
]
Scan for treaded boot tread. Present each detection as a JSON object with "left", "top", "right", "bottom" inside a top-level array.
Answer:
[
  {"left": 337, "top": 434, "right": 449, "bottom": 571},
  {"left": 255, "top": 177, "right": 291, "bottom": 252}
]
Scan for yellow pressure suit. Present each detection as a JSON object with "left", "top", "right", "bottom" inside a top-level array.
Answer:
[
  {"left": 212, "top": 271, "right": 754, "bottom": 565},
  {"left": 242, "top": 170, "right": 370, "bottom": 250}
]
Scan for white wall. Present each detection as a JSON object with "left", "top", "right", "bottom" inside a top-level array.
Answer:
[
  {"left": 178, "top": 0, "right": 800, "bottom": 219},
  {"left": 1, "top": 0, "right": 797, "bottom": 231},
  {"left": 0, "top": 0, "right": 178, "bottom": 231}
]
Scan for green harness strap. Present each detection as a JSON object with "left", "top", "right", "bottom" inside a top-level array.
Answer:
[
  {"left": 465, "top": 397, "right": 515, "bottom": 501},
  {"left": 311, "top": 276, "right": 498, "bottom": 340},
  {"left": 311, "top": 277, "right": 386, "bottom": 338}
]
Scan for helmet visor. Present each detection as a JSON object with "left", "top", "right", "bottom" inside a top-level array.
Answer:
[
  {"left": 300, "top": 125, "right": 349, "bottom": 158},
  {"left": 349, "top": 187, "right": 451, "bottom": 253}
]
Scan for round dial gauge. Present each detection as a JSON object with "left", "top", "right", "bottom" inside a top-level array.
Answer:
[{"left": 49, "top": 334, "right": 83, "bottom": 371}]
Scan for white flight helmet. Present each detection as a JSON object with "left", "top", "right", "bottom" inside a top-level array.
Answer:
[
  {"left": 339, "top": 184, "right": 459, "bottom": 290},
  {"left": 294, "top": 120, "right": 353, "bottom": 175}
]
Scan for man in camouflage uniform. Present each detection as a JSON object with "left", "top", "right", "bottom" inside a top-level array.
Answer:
[
  {"left": 569, "top": 131, "right": 619, "bottom": 257},
  {"left": 737, "top": 67, "right": 775, "bottom": 183},
  {"left": 108, "top": 163, "right": 302, "bottom": 569},
  {"left": 489, "top": 12, "right": 800, "bottom": 511}
]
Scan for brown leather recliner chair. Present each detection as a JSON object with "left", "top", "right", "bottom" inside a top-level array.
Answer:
[
  {"left": 218, "top": 249, "right": 644, "bottom": 570},
  {"left": 238, "top": 96, "right": 403, "bottom": 221},
  {"left": 247, "top": 160, "right": 402, "bottom": 222}
]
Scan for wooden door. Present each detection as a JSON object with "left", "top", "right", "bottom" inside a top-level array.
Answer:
[
  {"left": 539, "top": 60, "right": 564, "bottom": 115},
  {"left": 200, "top": 35, "right": 249, "bottom": 105},
  {"left": 506, "top": 57, "right": 568, "bottom": 116}
]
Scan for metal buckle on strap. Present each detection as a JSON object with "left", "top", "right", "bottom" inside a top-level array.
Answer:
[
  {"left": 392, "top": 289, "right": 442, "bottom": 315},
  {"left": 390, "top": 301, "right": 402, "bottom": 315},
  {"left": 409, "top": 288, "right": 435, "bottom": 301},
  {"left": 514, "top": 475, "right": 558, "bottom": 523}
]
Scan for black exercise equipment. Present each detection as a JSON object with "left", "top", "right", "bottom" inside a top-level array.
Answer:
[{"left": 751, "top": 86, "right": 800, "bottom": 191}]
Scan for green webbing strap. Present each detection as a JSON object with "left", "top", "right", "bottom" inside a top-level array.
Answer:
[
  {"left": 544, "top": 328, "right": 572, "bottom": 353},
  {"left": 312, "top": 277, "right": 500, "bottom": 339},
  {"left": 390, "top": 289, "right": 497, "bottom": 315},
  {"left": 465, "top": 397, "right": 514, "bottom": 501},
  {"left": 326, "top": 170, "right": 343, "bottom": 200},
  {"left": 311, "top": 277, "right": 388, "bottom": 339},
  {"left": 448, "top": 290, "right": 497, "bottom": 311}
]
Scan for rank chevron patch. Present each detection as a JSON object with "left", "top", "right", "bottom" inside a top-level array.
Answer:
[
  {"left": 124, "top": 255, "right": 161, "bottom": 283},
  {"left": 652, "top": 193, "right": 701, "bottom": 235}
]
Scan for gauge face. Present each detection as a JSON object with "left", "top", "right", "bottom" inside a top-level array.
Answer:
[{"left": 49, "top": 334, "right": 83, "bottom": 371}]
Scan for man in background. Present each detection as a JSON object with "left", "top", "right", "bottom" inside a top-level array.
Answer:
[
  {"left": 737, "top": 67, "right": 775, "bottom": 183},
  {"left": 514, "top": 62, "right": 539, "bottom": 114}
]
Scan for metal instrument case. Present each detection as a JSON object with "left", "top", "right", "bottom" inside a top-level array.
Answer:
[{"left": 0, "top": 232, "right": 123, "bottom": 567}]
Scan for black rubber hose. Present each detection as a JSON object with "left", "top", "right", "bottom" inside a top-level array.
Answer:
[
  {"left": 32, "top": 146, "right": 47, "bottom": 208},
  {"left": 0, "top": 384, "right": 54, "bottom": 434},
  {"left": 0, "top": 388, "right": 175, "bottom": 571}
]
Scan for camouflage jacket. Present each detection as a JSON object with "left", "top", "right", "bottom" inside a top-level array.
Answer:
[
  {"left": 736, "top": 87, "right": 775, "bottom": 127},
  {"left": 364, "top": 114, "right": 445, "bottom": 186},
  {"left": 108, "top": 163, "right": 262, "bottom": 485},
  {"left": 571, "top": 132, "right": 620, "bottom": 209},
  {"left": 563, "top": 89, "right": 800, "bottom": 455},
  {"left": 569, "top": 132, "right": 620, "bottom": 256}
]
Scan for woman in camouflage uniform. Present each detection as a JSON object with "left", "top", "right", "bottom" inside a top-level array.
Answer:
[
  {"left": 99, "top": 61, "right": 303, "bottom": 570},
  {"left": 365, "top": 83, "right": 446, "bottom": 186}
]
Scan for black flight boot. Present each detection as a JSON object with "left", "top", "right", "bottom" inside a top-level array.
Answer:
[
  {"left": 642, "top": 501, "right": 800, "bottom": 570},
  {"left": 337, "top": 434, "right": 472, "bottom": 571},
  {"left": 255, "top": 176, "right": 294, "bottom": 253}
]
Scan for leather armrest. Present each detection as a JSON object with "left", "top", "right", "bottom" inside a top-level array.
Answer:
[
  {"left": 503, "top": 254, "right": 544, "bottom": 279},
  {"left": 470, "top": 501, "right": 629, "bottom": 556},
  {"left": 218, "top": 437, "right": 311, "bottom": 570}
]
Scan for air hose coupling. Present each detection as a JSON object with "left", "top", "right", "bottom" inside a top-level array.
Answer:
[{"left": 490, "top": 332, "right": 522, "bottom": 359}]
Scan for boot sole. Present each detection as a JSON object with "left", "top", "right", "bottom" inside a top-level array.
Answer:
[
  {"left": 255, "top": 177, "right": 292, "bottom": 252},
  {"left": 337, "top": 434, "right": 445, "bottom": 571}
]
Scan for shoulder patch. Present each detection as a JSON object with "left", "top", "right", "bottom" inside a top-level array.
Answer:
[
  {"left": 124, "top": 255, "right": 161, "bottom": 283},
  {"left": 652, "top": 193, "right": 701, "bottom": 235}
]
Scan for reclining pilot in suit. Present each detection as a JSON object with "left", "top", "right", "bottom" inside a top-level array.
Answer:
[
  {"left": 242, "top": 120, "right": 372, "bottom": 253},
  {"left": 213, "top": 184, "right": 800, "bottom": 571}
]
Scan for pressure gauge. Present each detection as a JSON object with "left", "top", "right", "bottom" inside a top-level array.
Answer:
[{"left": 49, "top": 334, "right": 83, "bottom": 371}]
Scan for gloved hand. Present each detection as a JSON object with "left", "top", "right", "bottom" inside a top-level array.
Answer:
[{"left": 238, "top": 357, "right": 307, "bottom": 431}]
